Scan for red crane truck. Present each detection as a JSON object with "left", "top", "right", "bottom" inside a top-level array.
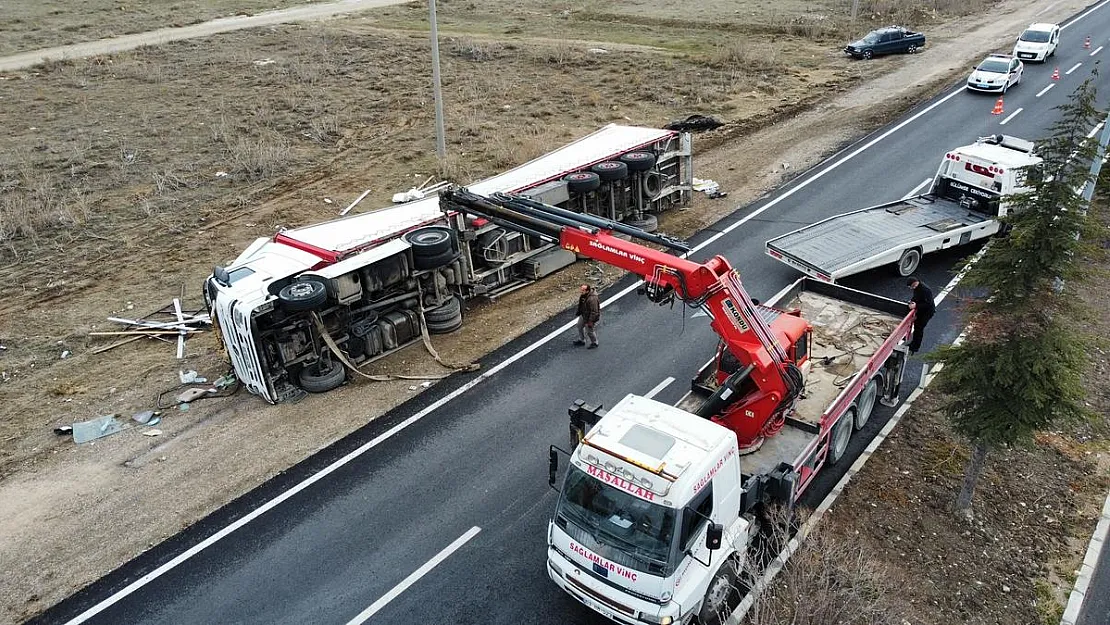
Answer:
[{"left": 439, "top": 189, "right": 915, "bottom": 625}]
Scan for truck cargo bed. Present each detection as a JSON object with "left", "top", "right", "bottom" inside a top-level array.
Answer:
[{"left": 766, "top": 195, "right": 989, "bottom": 279}]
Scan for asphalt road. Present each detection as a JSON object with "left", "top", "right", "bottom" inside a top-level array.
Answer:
[{"left": 29, "top": 4, "right": 1110, "bottom": 624}]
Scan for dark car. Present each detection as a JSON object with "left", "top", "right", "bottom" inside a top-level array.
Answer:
[{"left": 844, "top": 26, "right": 925, "bottom": 59}]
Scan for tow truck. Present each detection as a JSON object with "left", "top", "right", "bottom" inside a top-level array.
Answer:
[
  {"left": 766, "top": 134, "right": 1042, "bottom": 281},
  {"left": 438, "top": 188, "right": 914, "bottom": 625}
]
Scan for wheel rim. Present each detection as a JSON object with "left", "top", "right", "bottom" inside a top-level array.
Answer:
[
  {"left": 288, "top": 283, "right": 316, "bottom": 299},
  {"left": 856, "top": 379, "right": 878, "bottom": 429},
  {"left": 832, "top": 414, "right": 852, "bottom": 459},
  {"left": 899, "top": 250, "right": 919, "bottom": 276},
  {"left": 703, "top": 568, "right": 732, "bottom": 614},
  {"left": 414, "top": 231, "right": 448, "bottom": 245}
]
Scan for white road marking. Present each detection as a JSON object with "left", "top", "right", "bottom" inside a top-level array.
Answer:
[
  {"left": 1091, "top": 45, "right": 1104, "bottom": 56},
  {"left": 999, "top": 107, "right": 1023, "bottom": 125},
  {"left": 58, "top": 1, "right": 1110, "bottom": 618},
  {"left": 1037, "top": 83, "right": 1056, "bottom": 98},
  {"left": 345, "top": 527, "right": 481, "bottom": 625},
  {"left": 645, "top": 377, "right": 676, "bottom": 399},
  {"left": 902, "top": 178, "right": 932, "bottom": 200},
  {"left": 1067, "top": 62, "right": 1083, "bottom": 75}
]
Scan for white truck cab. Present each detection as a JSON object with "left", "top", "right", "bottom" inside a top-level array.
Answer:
[{"left": 547, "top": 394, "right": 751, "bottom": 625}]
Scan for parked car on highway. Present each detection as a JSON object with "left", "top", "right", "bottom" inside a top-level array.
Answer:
[
  {"left": 1012, "top": 22, "right": 1060, "bottom": 62},
  {"left": 844, "top": 26, "right": 925, "bottom": 59},
  {"left": 967, "top": 53, "right": 1024, "bottom": 93}
]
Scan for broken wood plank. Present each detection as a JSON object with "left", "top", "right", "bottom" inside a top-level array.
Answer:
[
  {"left": 89, "top": 330, "right": 204, "bottom": 336},
  {"left": 173, "top": 297, "right": 186, "bottom": 360}
]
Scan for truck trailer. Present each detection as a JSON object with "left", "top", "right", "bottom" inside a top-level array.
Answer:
[{"left": 204, "top": 125, "right": 692, "bottom": 403}]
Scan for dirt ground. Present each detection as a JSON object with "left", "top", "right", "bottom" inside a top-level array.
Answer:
[{"left": 0, "top": 0, "right": 1097, "bottom": 622}]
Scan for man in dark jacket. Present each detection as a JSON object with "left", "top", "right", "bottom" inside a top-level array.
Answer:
[
  {"left": 574, "top": 284, "right": 601, "bottom": 349},
  {"left": 906, "top": 276, "right": 936, "bottom": 354}
]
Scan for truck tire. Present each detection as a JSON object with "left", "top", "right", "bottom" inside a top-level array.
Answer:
[
  {"left": 591, "top": 161, "right": 628, "bottom": 181},
  {"left": 620, "top": 151, "right": 656, "bottom": 173},
  {"left": 854, "top": 377, "right": 880, "bottom": 431},
  {"left": 896, "top": 248, "right": 921, "bottom": 277},
  {"left": 405, "top": 226, "right": 454, "bottom": 257},
  {"left": 413, "top": 248, "right": 460, "bottom": 271},
  {"left": 624, "top": 214, "right": 658, "bottom": 233},
  {"left": 564, "top": 172, "right": 601, "bottom": 194},
  {"left": 426, "top": 314, "right": 463, "bottom": 334},
  {"left": 278, "top": 279, "right": 327, "bottom": 312},
  {"left": 828, "top": 408, "right": 855, "bottom": 465},
  {"left": 425, "top": 295, "right": 462, "bottom": 323},
  {"left": 697, "top": 557, "right": 738, "bottom": 625},
  {"left": 298, "top": 358, "right": 346, "bottom": 393}
]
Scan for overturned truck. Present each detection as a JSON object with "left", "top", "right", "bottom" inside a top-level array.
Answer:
[{"left": 205, "top": 125, "right": 693, "bottom": 403}]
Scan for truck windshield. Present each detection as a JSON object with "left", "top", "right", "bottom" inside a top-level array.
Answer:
[{"left": 556, "top": 465, "right": 676, "bottom": 576}]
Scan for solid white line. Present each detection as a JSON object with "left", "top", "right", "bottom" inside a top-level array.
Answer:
[
  {"left": 344, "top": 527, "right": 481, "bottom": 625},
  {"left": 645, "top": 377, "right": 676, "bottom": 400},
  {"left": 902, "top": 178, "right": 932, "bottom": 200},
  {"left": 999, "top": 107, "right": 1023, "bottom": 126},
  {"left": 1067, "top": 62, "right": 1083, "bottom": 75},
  {"left": 1037, "top": 83, "right": 1056, "bottom": 98},
  {"left": 1061, "top": 0, "right": 1110, "bottom": 29},
  {"left": 1092, "top": 45, "right": 1105, "bottom": 56},
  {"left": 44, "top": 15, "right": 1065, "bottom": 620}
]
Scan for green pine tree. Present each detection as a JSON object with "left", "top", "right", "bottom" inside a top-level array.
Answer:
[{"left": 930, "top": 77, "right": 1101, "bottom": 518}]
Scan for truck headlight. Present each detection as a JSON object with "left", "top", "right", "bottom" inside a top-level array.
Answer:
[{"left": 659, "top": 591, "right": 672, "bottom": 602}]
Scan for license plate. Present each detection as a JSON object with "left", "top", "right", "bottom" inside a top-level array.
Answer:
[{"left": 579, "top": 594, "right": 617, "bottom": 620}]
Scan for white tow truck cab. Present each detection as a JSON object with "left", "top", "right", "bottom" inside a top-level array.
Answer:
[
  {"left": 547, "top": 394, "right": 750, "bottom": 625},
  {"left": 766, "top": 134, "right": 1042, "bottom": 281}
]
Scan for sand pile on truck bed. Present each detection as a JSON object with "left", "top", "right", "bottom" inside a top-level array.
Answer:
[{"left": 788, "top": 291, "right": 901, "bottom": 423}]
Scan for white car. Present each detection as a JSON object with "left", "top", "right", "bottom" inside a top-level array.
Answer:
[
  {"left": 967, "top": 54, "right": 1024, "bottom": 93},
  {"left": 1013, "top": 23, "right": 1060, "bottom": 62}
]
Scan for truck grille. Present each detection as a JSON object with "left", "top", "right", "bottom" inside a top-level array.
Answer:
[{"left": 566, "top": 575, "right": 637, "bottom": 617}]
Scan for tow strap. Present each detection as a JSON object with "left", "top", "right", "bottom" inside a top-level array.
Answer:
[{"left": 312, "top": 310, "right": 479, "bottom": 384}]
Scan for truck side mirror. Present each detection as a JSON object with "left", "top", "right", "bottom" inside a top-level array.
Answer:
[
  {"left": 212, "top": 266, "right": 231, "bottom": 287},
  {"left": 705, "top": 523, "right": 724, "bottom": 551},
  {"left": 548, "top": 448, "right": 559, "bottom": 487}
]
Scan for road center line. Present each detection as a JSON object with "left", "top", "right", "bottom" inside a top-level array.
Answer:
[
  {"left": 999, "top": 107, "right": 1023, "bottom": 126},
  {"left": 902, "top": 178, "right": 933, "bottom": 199},
  {"left": 55, "top": 2, "right": 1110, "bottom": 620},
  {"left": 1037, "top": 83, "right": 1056, "bottom": 98},
  {"left": 344, "top": 527, "right": 481, "bottom": 625},
  {"left": 1091, "top": 45, "right": 1104, "bottom": 56},
  {"left": 1067, "top": 62, "right": 1083, "bottom": 75},
  {"left": 645, "top": 377, "right": 676, "bottom": 399}
]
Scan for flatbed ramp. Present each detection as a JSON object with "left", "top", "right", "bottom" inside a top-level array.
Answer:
[{"left": 767, "top": 195, "right": 988, "bottom": 277}]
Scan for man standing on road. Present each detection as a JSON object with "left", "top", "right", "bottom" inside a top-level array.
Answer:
[
  {"left": 906, "top": 276, "right": 935, "bottom": 355},
  {"left": 574, "top": 284, "right": 601, "bottom": 349}
]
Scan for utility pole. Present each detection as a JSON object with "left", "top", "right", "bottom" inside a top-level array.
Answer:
[{"left": 428, "top": 0, "right": 447, "bottom": 164}]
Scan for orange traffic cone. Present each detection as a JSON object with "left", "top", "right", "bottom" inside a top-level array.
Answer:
[
  {"left": 1052, "top": 66, "right": 1060, "bottom": 80},
  {"left": 1085, "top": 35, "right": 1091, "bottom": 48},
  {"left": 991, "top": 96, "right": 1005, "bottom": 115}
]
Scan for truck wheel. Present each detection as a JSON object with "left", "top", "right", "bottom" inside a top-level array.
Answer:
[
  {"left": 896, "top": 248, "right": 921, "bottom": 277},
  {"left": 697, "top": 558, "right": 738, "bottom": 625},
  {"left": 854, "top": 377, "right": 880, "bottom": 431},
  {"left": 425, "top": 296, "right": 464, "bottom": 334},
  {"left": 862, "top": 48, "right": 874, "bottom": 60},
  {"left": 620, "top": 151, "right": 656, "bottom": 173},
  {"left": 624, "top": 214, "right": 658, "bottom": 233},
  {"left": 278, "top": 279, "right": 327, "bottom": 312},
  {"left": 591, "top": 161, "right": 628, "bottom": 181},
  {"left": 405, "top": 226, "right": 454, "bottom": 258},
  {"left": 828, "top": 408, "right": 855, "bottom": 465},
  {"left": 564, "top": 172, "right": 601, "bottom": 194},
  {"left": 413, "top": 248, "right": 460, "bottom": 271},
  {"left": 298, "top": 358, "right": 346, "bottom": 393}
]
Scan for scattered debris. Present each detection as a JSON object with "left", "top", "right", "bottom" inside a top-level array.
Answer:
[
  {"left": 664, "top": 114, "right": 724, "bottom": 132},
  {"left": 215, "top": 171, "right": 229, "bottom": 178},
  {"left": 71, "top": 415, "right": 125, "bottom": 444},
  {"left": 323, "top": 197, "right": 333, "bottom": 204},
  {"left": 142, "top": 429, "right": 163, "bottom": 437},
  {"left": 588, "top": 48, "right": 609, "bottom": 54},
  {"left": 178, "top": 370, "right": 207, "bottom": 384},
  {"left": 692, "top": 177, "right": 722, "bottom": 197},
  {"left": 53, "top": 425, "right": 73, "bottom": 436},
  {"left": 131, "top": 410, "right": 159, "bottom": 425},
  {"left": 92, "top": 299, "right": 211, "bottom": 356},
  {"left": 178, "top": 403, "right": 190, "bottom": 411},
  {"left": 212, "top": 373, "right": 238, "bottom": 390},
  {"left": 252, "top": 58, "right": 275, "bottom": 66},
  {"left": 176, "top": 387, "right": 214, "bottom": 404},
  {"left": 60, "top": 350, "right": 70, "bottom": 359},
  {"left": 339, "top": 188, "right": 373, "bottom": 216},
  {"left": 392, "top": 177, "right": 450, "bottom": 204}
]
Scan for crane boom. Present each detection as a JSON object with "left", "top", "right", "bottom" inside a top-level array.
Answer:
[{"left": 439, "top": 187, "right": 809, "bottom": 452}]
